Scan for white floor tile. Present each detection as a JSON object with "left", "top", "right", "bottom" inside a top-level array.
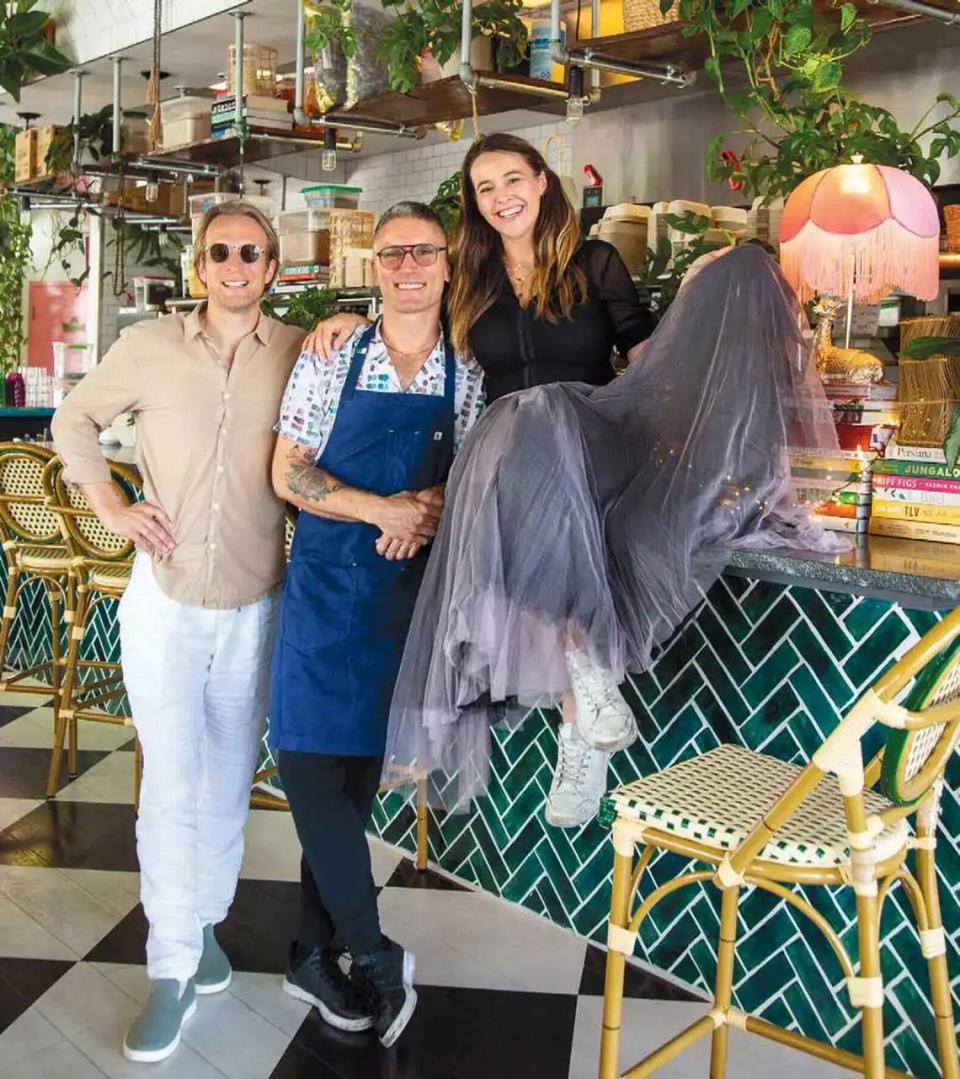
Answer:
[
  {"left": 67, "top": 1019, "right": 228, "bottom": 1079},
  {"left": 56, "top": 752, "right": 137, "bottom": 805},
  {"left": 0, "top": 894, "right": 77, "bottom": 960},
  {"left": 0, "top": 1006, "right": 66, "bottom": 1068},
  {"left": 225, "top": 971, "right": 310, "bottom": 1037},
  {"left": 0, "top": 708, "right": 55, "bottom": 748},
  {"left": 568, "top": 996, "right": 850, "bottom": 1079},
  {"left": 58, "top": 869, "right": 141, "bottom": 919},
  {"left": 89, "top": 962, "right": 151, "bottom": 1006},
  {"left": 0, "top": 868, "right": 133, "bottom": 957},
  {"left": 368, "top": 835, "right": 404, "bottom": 886},
  {"left": 181, "top": 987, "right": 293, "bottom": 1079},
  {"left": 379, "top": 886, "right": 587, "bottom": 995},
  {"left": 0, "top": 796, "right": 40, "bottom": 831},
  {"left": 239, "top": 809, "right": 301, "bottom": 882},
  {"left": 2, "top": 1035, "right": 108, "bottom": 1078},
  {"left": 0, "top": 689, "right": 55, "bottom": 710}
]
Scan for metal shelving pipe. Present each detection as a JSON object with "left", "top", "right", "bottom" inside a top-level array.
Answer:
[
  {"left": 866, "top": 0, "right": 960, "bottom": 24},
  {"left": 127, "top": 158, "right": 222, "bottom": 178},
  {"left": 71, "top": 69, "right": 88, "bottom": 174},
  {"left": 475, "top": 74, "right": 569, "bottom": 98},
  {"left": 549, "top": 0, "right": 692, "bottom": 87},
  {"left": 248, "top": 132, "right": 362, "bottom": 152},
  {"left": 111, "top": 57, "right": 125, "bottom": 156}
]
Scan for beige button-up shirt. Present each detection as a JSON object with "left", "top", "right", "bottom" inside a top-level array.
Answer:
[{"left": 52, "top": 305, "right": 306, "bottom": 609}]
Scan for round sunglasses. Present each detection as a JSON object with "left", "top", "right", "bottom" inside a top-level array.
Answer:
[
  {"left": 204, "top": 242, "right": 266, "bottom": 264},
  {"left": 374, "top": 244, "right": 447, "bottom": 270}
]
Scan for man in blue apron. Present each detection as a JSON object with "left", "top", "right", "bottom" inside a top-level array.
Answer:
[{"left": 270, "top": 202, "right": 485, "bottom": 1047}]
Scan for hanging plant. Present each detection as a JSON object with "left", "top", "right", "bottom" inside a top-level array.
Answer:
[
  {"left": 672, "top": 0, "right": 960, "bottom": 200},
  {"left": 0, "top": 0, "right": 72, "bottom": 103},
  {"left": 377, "top": 0, "right": 529, "bottom": 94},
  {"left": 304, "top": 0, "right": 357, "bottom": 61},
  {"left": 261, "top": 284, "right": 337, "bottom": 330},
  {"left": 0, "top": 123, "right": 32, "bottom": 373}
]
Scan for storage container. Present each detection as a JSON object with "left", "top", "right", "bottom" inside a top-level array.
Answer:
[
  {"left": 278, "top": 208, "right": 329, "bottom": 236},
  {"left": 301, "top": 184, "right": 362, "bottom": 209},
  {"left": 280, "top": 231, "right": 331, "bottom": 265},
  {"left": 162, "top": 114, "right": 211, "bottom": 149},
  {"left": 227, "top": 43, "right": 277, "bottom": 98},
  {"left": 14, "top": 128, "right": 36, "bottom": 182},
  {"left": 160, "top": 94, "right": 212, "bottom": 125}
]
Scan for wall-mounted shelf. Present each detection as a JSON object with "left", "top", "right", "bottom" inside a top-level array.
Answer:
[{"left": 329, "top": 73, "right": 567, "bottom": 128}]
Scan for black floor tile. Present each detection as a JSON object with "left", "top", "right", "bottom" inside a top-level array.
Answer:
[
  {"left": 0, "top": 956, "right": 74, "bottom": 1034},
  {"left": 0, "top": 703, "right": 39, "bottom": 729},
  {"left": 0, "top": 799, "right": 137, "bottom": 870},
  {"left": 0, "top": 745, "right": 110, "bottom": 801},
  {"left": 382, "top": 859, "right": 469, "bottom": 892},
  {"left": 86, "top": 878, "right": 303, "bottom": 971},
  {"left": 578, "top": 943, "right": 705, "bottom": 1002},
  {"left": 274, "top": 984, "right": 577, "bottom": 1079}
]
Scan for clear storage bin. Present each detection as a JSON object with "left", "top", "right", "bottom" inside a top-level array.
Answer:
[
  {"left": 301, "top": 184, "right": 362, "bottom": 209},
  {"left": 162, "top": 114, "right": 211, "bottom": 149},
  {"left": 278, "top": 208, "right": 329, "bottom": 235},
  {"left": 160, "top": 94, "right": 212, "bottom": 125},
  {"left": 280, "top": 231, "right": 330, "bottom": 265}
]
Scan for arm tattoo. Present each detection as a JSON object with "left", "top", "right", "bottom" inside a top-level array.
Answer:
[{"left": 286, "top": 447, "right": 344, "bottom": 504}]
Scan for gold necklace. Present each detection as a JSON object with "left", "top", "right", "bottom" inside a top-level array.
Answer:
[{"left": 380, "top": 330, "right": 439, "bottom": 357}]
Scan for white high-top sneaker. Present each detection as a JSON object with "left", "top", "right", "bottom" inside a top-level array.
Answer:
[
  {"left": 565, "top": 649, "right": 638, "bottom": 752},
  {"left": 545, "top": 723, "right": 610, "bottom": 828}
]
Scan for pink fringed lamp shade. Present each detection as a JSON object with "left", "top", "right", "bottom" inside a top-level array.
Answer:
[{"left": 779, "top": 163, "right": 941, "bottom": 303}]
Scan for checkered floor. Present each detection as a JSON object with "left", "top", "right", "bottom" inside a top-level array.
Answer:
[{"left": 0, "top": 693, "right": 852, "bottom": 1078}]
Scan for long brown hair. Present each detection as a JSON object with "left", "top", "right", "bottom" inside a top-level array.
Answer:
[{"left": 447, "top": 133, "right": 587, "bottom": 355}]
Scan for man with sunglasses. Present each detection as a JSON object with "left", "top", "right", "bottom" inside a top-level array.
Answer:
[
  {"left": 270, "top": 202, "right": 484, "bottom": 1047},
  {"left": 52, "top": 201, "right": 306, "bottom": 1063}
]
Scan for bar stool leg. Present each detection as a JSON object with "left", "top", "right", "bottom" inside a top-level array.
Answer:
[
  {"left": 855, "top": 891, "right": 886, "bottom": 1079},
  {"left": 916, "top": 834, "right": 959, "bottom": 1078},
  {"left": 47, "top": 582, "right": 86, "bottom": 799},
  {"left": 600, "top": 826, "right": 635, "bottom": 1079},
  {"left": 415, "top": 777, "right": 428, "bottom": 871},
  {"left": 709, "top": 885, "right": 742, "bottom": 1078},
  {"left": 0, "top": 565, "right": 20, "bottom": 679}
]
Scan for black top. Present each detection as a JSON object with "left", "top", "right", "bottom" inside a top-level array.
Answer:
[{"left": 468, "top": 239, "right": 655, "bottom": 402}]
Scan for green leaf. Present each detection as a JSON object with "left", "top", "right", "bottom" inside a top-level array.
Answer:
[
  {"left": 783, "top": 24, "right": 812, "bottom": 54},
  {"left": 8, "top": 10, "right": 49, "bottom": 36},
  {"left": 704, "top": 55, "right": 721, "bottom": 83},
  {"left": 902, "top": 337, "right": 960, "bottom": 361},
  {"left": 936, "top": 92, "right": 960, "bottom": 110},
  {"left": 945, "top": 405, "right": 960, "bottom": 471},
  {"left": 659, "top": 0, "right": 674, "bottom": 15},
  {"left": 812, "top": 59, "right": 841, "bottom": 92},
  {"left": 840, "top": 2, "right": 856, "bottom": 31}
]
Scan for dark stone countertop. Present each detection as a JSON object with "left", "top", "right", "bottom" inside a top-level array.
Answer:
[{"left": 725, "top": 535, "right": 960, "bottom": 611}]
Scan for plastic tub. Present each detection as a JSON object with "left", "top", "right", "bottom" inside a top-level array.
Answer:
[
  {"left": 301, "top": 184, "right": 362, "bottom": 209},
  {"left": 280, "top": 231, "right": 330, "bottom": 265},
  {"left": 160, "top": 95, "right": 212, "bottom": 124},
  {"left": 162, "top": 114, "right": 211, "bottom": 149},
  {"left": 278, "top": 208, "right": 329, "bottom": 236}
]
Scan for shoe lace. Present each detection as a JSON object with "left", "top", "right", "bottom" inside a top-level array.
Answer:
[
  {"left": 574, "top": 664, "right": 623, "bottom": 715},
  {"left": 557, "top": 731, "right": 591, "bottom": 787}
]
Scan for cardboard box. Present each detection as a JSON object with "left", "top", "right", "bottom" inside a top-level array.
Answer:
[
  {"left": 35, "top": 125, "right": 62, "bottom": 178},
  {"left": 14, "top": 129, "right": 36, "bottom": 183}
]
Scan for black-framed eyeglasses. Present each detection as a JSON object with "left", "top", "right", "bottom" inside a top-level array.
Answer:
[
  {"left": 374, "top": 244, "right": 447, "bottom": 270},
  {"left": 204, "top": 242, "right": 266, "bottom": 264}
]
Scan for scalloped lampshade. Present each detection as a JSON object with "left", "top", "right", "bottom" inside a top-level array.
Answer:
[{"left": 778, "top": 162, "right": 941, "bottom": 304}]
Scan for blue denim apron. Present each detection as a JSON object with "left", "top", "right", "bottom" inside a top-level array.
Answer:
[{"left": 269, "top": 323, "right": 456, "bottom": 756}]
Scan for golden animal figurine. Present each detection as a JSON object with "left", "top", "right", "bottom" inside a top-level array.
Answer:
[{"left": 811, "top": 299, "right": 884, "bottom": 383}]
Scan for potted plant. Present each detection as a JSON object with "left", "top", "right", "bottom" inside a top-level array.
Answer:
[
  {"left": 669, "top": 0, "right": 960, "bottom": 200},
  {"left": 377, "top": 0, "right": 529, "bottom": 94},
  {"left": 0, "top": 123, "right": 31, "bottom": 374},
  {"left": 0, "top": 0, "right": 72, "bottom": 102},
  {"left": 261, "top": 284, "right": 338, "bottom": 331}
]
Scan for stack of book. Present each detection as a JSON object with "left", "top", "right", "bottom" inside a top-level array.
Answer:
[
  {"left": 790, "top": 448, "right": 878, "bottom": 534},
  {"left": 211, "top": 94, "right": 293, "bottom": 138},
  {"left": 869, "top": 438, "right": 960, "bottom": 544},
  {"left": 823, "top": 379, "right": 900, "bottom": 453}
]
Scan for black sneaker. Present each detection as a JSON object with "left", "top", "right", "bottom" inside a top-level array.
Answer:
[
  {"left": 283, "top": 942, "right": 374, "bottom": 1033},
  {"left": 351, "top": 938, "right": 417, "bottom": 1048}
]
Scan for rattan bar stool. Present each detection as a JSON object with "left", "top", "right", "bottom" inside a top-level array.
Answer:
[
  {"left": 43, "top": 455, "right": 139, "bottom": 801},
  {"left": 0, "top": 442, "right": 74, "bottom": 718},
  {"left": 251, "top": 507, "right": 431, "bottom": 871},
  {"left": 599, "top": 609, "right": 960, "bottom": 1079}
]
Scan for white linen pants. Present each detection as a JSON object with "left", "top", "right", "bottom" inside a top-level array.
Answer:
[{"left": 119, "top": 555, "right": 278, "bottom": 982}]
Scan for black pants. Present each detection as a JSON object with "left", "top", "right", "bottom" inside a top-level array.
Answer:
[{"left": 277, "top": 751, "right": 383, "bottom": 959}]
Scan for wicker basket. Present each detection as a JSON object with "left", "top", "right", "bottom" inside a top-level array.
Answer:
[
  {"left": 900, "top": 315, "right": 960, "bottom": 355},
  {"left": 898, "top": 352, "right": 960, "bottom": 447},
  {"left": 623, "top": 0, "right": 681, "bottom": 33},
  {"left": 945, "top": 205, "right": 960, "bottom": 254}
]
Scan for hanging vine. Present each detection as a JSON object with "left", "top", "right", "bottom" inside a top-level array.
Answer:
[{"left": 0, "top": 124, "right": 33, "bottom": 373}]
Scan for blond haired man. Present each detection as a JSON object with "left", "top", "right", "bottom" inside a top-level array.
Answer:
[{"left": 52, "top": 202, "right": 305, "bottom": 1063}]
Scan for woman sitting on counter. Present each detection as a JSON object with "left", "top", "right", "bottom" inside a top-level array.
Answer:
[{"left": 308, "top": 132, "right": 656, "bottom": 828}]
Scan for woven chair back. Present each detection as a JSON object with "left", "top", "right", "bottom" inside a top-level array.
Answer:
[
  {"left": 0, "top": 443, "right": 62, "bottom": 546},
  {"left": 43, "top": 456, "right": 138, "bottom": 562}
]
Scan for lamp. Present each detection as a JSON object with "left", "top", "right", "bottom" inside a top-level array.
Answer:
[{"left": 779, "top": 159, "right": 941, "bottom": 350}]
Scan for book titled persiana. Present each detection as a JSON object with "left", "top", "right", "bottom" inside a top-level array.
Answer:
[{"left": 869, "top": 517, "right": 960, "bottom": 544}]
